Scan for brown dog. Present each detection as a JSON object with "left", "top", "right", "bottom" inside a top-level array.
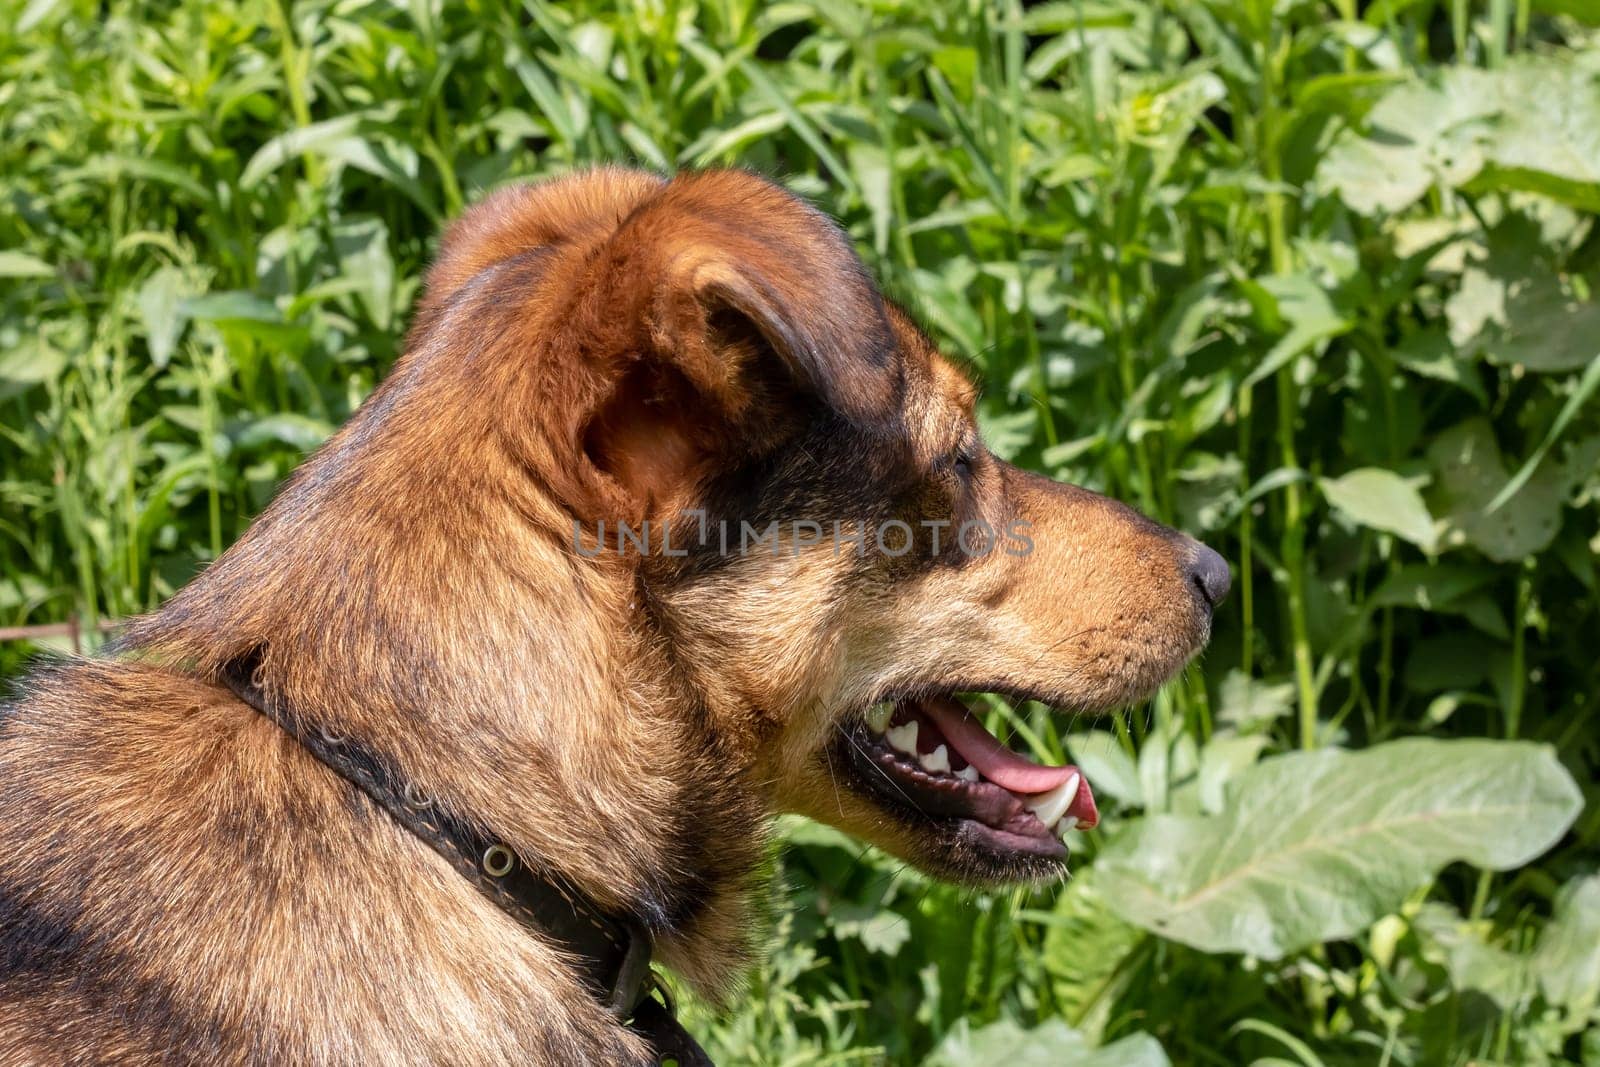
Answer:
[{"left": 0, "top": 168, "right": 1227, "bottom": 1064}]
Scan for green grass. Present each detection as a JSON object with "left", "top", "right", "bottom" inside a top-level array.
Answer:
[{"left": 3, "top": 1, "right": 1599, "bottom": 1063}]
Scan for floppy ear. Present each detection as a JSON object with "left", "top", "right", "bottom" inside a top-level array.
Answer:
[
  {"left": 644, "top": 239, "right": 899, "bottom": 428},
  {"left": 580, "top": 171, "right": 902, "bottom": 515}
]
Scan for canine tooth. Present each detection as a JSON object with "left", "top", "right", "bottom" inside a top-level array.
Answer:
[
  {"left": 885, "top": 721, "right": 919, "bottom": 755},
  {"left": 864, "top": 702, "right": 893, "bottom": 733},
  {"left": 1057, "top": 816, "right": 1078, "bottom": 839},
  {"left": 956, "top": 765, "right": 979, "bottom": 783},
  {"left": 1025, "top": 772, "right": 1080, "bottom": 830},
  {"left": 920, "top": 744, "right": 950, "bottom": 774}
]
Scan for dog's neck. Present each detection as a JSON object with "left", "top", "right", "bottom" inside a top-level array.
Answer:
[{"left": 122, "top": 370, "right": 767, "bottom": 998}]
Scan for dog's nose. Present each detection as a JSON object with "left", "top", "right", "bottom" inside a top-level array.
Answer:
[{"left": 1186, "top": 542, "right": 1232, "bottom": 608}]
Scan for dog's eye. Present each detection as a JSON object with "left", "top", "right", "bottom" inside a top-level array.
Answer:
[{"left": 950, "top": 452, "right": 974, "bottom": 481}]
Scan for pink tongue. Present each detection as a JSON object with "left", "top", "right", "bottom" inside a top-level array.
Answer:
[{"left": 919, "top": 695, "right": 1082, "bottom": 795}]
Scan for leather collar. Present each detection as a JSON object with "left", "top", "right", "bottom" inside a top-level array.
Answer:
[{"left": 218, "top": 656, "right": 712, "bottom": 1066}]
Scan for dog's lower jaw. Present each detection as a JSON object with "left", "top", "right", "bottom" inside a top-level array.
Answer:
[
  {"left": 884, "top": 813, "right": 1072, "bottom": 888},
  {"left": 802, "top": 748, "right": 1074, "bottom": 888}
]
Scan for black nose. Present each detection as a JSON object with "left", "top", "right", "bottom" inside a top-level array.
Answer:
[{"left": 1187, "top": 543, "right": 1231, "bottom": 608}]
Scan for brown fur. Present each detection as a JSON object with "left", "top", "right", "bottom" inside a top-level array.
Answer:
[{"left": 0, "top": 168, "right": 1217, "bottom": 1063}]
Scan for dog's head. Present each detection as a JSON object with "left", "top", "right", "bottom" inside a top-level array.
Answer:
[{"left": 420, "top": 168, "right": 1228, "bottom": 887}]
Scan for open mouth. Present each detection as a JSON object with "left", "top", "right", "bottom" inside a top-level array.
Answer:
[{"left": 839, "top": 693, "right": 1099, "bottom": 864}]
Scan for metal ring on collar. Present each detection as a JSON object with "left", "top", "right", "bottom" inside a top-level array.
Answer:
[{"left": 481, "top": 844, "right": 515, "bottom": 877}]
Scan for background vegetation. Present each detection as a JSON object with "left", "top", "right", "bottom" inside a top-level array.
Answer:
[{"left": 3, "top": 0, "right": 1599, "bottom": 1062}]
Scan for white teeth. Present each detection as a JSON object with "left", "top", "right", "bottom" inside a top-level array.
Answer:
[
  {"left": 956, "top": 765, "right": 980, "bottom": 783},
  {"left": 1025, "top": 772, "right": 1080, "bottom": 830},
  {"left": 919, "top": 744, "right": 950, "bottom": 774},
  {"left": 885, "top": 721, "right": 919, "bottom": 756},
  {"left": 864, "top": 702, "right": 893, "bottom": 733},
  {"left": 1057, "top": 816, "right": 1078, "bottom": 839}
]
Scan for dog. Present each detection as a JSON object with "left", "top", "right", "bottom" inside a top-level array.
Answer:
[{"left": 0, "top": 168, "right": 1228, "bottom": 1065}]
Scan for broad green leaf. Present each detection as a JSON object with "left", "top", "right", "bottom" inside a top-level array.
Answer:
[
  {"left": 1370, "top": 562, "right": 1497, "bottom": 611},
  {"left": 682, "top": 111, "right": 788, "bottom": 165},
  {"left": 1429, "top": 418, "right": 1570, "bottom": 561},
  {"left": 1371, "top": 564, "right": 1509, "bottom": 637},
  {"left": 136, "top": 266, "right": 192, "bottom": 369},
  {"left": 924, "top": 1018, "right": 1169, "bottom": 1067},
  {"left": 1041, "top": 433, "right": 1104, "bottom": 470},
  {"left": 1489, "top": 355, "right": 1600, "bottom": 511},
  {"left": 906, "top": 266, "right": 985, "bottom": 360},
  {"left": 15, "top": 0, "right": 63, "bottom": 33},
  {"left": 230, "top": 413, "right": 335, "bottom": 454},
  {"left": 1193, "top": 734, "right": 1272, "bottom": 814},
  {"left": 736, "top": 57, "right": 858, "bottom": 198},
  {"left": 511, "top": 56, "right": 578, "bottom": 145},
  {"left": 1215, "top": 670, "right": 1296, "bottom": 732},
  {"left": 67, "top": 155, "right": 211, "bottom": 202},
  {"left": 240, "top": 113, "right": 368, "bottom": 187},
  {"left": 1172, "top": 453, "right": 1242, "bottom": 532},
  {"left": 1291, "top": 69, "right": 1405, "bottom": 117},
  {"left": 847, "top": 143, "right": 891, "bottom": 256},
  {"left": 1414, "top": 883, "right": 1600, "bottom": 1017},
  {"left": 830, "top": 903, "right": 912, "bottom": 956},
  {"left": 1320, "top": 468, "right": 1438, "bottom": 551},
  {"left": 332, "top": 217, "right": 396, "bottom": 332},
  {"left": 1152, "top": 275, "right": 1225, "bottom": 361},
  {"left": 616, "top": 122, "right": 669, "bottom": 171},
  {"left": 182, "top": 291, "right": 282, "bottom": 323},
  {"left": 1067, "top": 730, "right": 1142, "bottom": 808},
  {"left": 1317, "top": 75, "right": 1494, "bottom": 214},
  {"left": 1037, "top": 871, "right": 1147, "bottom": 1042},
  {"left": 1241, "top": 274, "right": 1349, "bottom": 388},
  {"left": 238, "top": 110, "right": 434, "bottom": 218},
  {"left": 0, "top": 338, "right": 67, "bottom": 399},
  {"left": 1095, "top": 739, "right": 1582, "bottom": 958},
  {"left": 901, "top": 198, "right": 1004, "bottom": 235},
  {"left": 1413, "top": 903, "right": 1535, "bottom": 1008},
  {"left": 1319, "top": 54, "right": 1600, "bottom": 214},
  {"left": 1137, "top": 715, "right": 1196, "bottom": 815},
  {"left": 1471, "top": 268, "right": 1600, "bottom": 373},
  {"left": 1533, "top": 874, "right": 1600, "bottom": 1012},
  {"left": 1444, "top": 220, "right": 1600, "bottom": 374},
  {"left": 0, "top": 250, "right": 54, "bottom": 278},
  {"left": 1390, "top": 328, "right": 1486, "bottom": 404},
  {"left": 1403, "top": 632, "right": 1499, "bottom": 692},
  {"left": 1464, "top": 53, "right": 1600, "bottom": 210}
]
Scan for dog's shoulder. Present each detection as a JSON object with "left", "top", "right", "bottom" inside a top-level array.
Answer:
[
  {"left": 0, "top": 658, "right": 648, "bottom": 1065},
  {"left": 0, "top": 659, "right": 271, "bottom": 1058},
  {"left": 1, "top": 656, "right": 302, "bottom": 821},
  {"left": 0, "top": 656, "right": 322, "bottom": 953}
]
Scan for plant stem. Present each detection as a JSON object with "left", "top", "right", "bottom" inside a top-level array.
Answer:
[
  {"left": 1257, "top": 19, "right": 1319, "bottom": 748},
  {"left": 1506, "top": 566, "right": 1530, "bottom": 740}
]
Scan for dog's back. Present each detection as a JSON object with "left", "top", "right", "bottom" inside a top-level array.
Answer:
[
  {"left": 0, "top": 662, "right": 644, "bottom": 1065},
  {"left": 3, "top": 661, "right": 289, "bottom": 1061}
]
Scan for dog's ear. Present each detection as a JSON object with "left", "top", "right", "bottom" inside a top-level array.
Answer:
[
  {"left": 631, "top": 172, "right": 899, "bottom": 427},
  {"left": 580, "top": 171, "right": 902, "bottom": 514},
  {"left": 641, "top": 229, "right": 898, "bottom": 427}
]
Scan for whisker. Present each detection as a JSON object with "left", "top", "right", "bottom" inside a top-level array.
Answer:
[
  {"left": 833, "top": 721, "right": 920, "bottom": 811},
  {"left": 821, "top": 733, "right": 845, "bottom": 820}
]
